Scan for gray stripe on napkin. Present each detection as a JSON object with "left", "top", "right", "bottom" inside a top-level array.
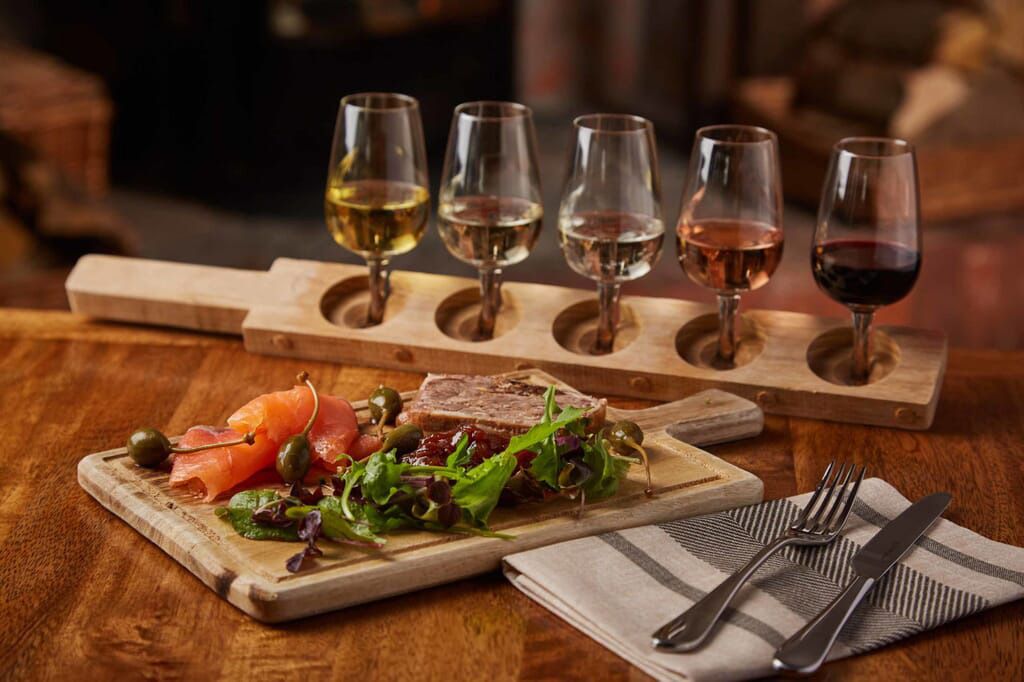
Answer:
[
  {"left": 600, "top": 532, "right": 788, "bottom": 647},
  {"left": 853, "top": 499, "right": 1024, "bottom": 588},
  {"left": 655, "top": 499, "right": 988, "bottom": 650}
]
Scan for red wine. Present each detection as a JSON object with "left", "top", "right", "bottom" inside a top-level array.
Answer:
[
  {"left": 677, "top": 219, "right": 784, "bottom": 292},
  {"left": 812, "top": 239, "right": 920, "bottom": 307}
]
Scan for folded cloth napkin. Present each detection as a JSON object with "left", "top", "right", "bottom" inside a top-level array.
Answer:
[{"left": 502, "top": 478, "right": 1024, "bottom": 682}]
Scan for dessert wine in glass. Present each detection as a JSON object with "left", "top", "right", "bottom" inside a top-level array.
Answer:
[
  {"left": 438, "top": 101, "right": 543, "bottom": 339},
  {"left": 812, "top": 137, "right": 921, "bottom": 384},
  {"left": 676, "top": 125, "right": 783, "bottom": 367},
  {"left": 558, "top": 114, "right": 664, "bottom": 355},
  {"left": 325, "top": 93, "right": 430, "bottom": 326}
]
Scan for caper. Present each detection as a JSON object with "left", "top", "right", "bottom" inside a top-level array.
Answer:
[
  {"left": 127, "top": 426, "right": 256, "bottom": 468},
  {"left": 380, "top": 423, "right": 423, "bottom": 455},
  {"left": 606, "top": 420, "right": 644, "bottom": 454},
  {"left": 368, "top": 386, "right": 402, "bottom": 426},
  {"left": 604, "top": 420, "right": 653, "bottom": 496},
  {"left": 276, "top": 371, "right": 318, "bottom": 482},
  {"left": 276, "top": 434, "right": 312, "bottom": 483},
  {"left": 127, "top": 428, "right": 173, "bottom": 468}
]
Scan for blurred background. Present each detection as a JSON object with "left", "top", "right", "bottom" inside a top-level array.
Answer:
[{"left": 1, "top": 0, "right": 1022, "bottom": 348}]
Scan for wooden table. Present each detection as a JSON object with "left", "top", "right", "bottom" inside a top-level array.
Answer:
[{"left": 1, "top": 309, "right": 1021, "bottom": 680}]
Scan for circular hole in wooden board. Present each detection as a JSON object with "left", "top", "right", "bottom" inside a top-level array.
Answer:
[
  {"left": 434, "top": 287, "right": 521, "bottom": 342},
  {"left": 552, "top": 298, "right": 640, "bottom": 356},
  {"left": 320, "top": 275, "right": 408, "bottom": 329},
  {"left": 806, "top": 326, "right": 901, "bottom": 386},
  {"left": 675, "top": 312, "right": 767, "bottom": 370}
]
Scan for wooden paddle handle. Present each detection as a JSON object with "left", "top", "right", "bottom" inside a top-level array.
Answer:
[
  {"left": 613, "top": 389, "right": 764, "bottom": 447},
  {"left": 66, "top": 255, "right": 271, "bottom": 334}
]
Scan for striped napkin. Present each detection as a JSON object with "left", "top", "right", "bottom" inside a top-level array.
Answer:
[{"left": 502, "top": 479, "right": 1024, "bottom": 682}]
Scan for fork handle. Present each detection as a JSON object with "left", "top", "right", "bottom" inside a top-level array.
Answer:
[
  {"left": 772, "top": 575, "right": 875, "bottom": 675},
  {"left": 652, "top": 537, "right": 793, "bottom": 652}
]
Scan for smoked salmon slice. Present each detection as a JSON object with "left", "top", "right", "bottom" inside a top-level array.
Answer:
[{"left": 169, "top": 385, "right": 366, "bottom": 500}]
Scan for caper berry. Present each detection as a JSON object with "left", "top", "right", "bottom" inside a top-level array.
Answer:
[
  {"left": 380, "top": 423, "right": 423, "bottom": 455},
  {"left": 368, "top": 386, "right": 402, "bottom": 425},
  {"left": 127, "top": 428, "right": 173, "bottom": 468},
  {"left": 606, "top": 420, "right": 644, "bottom": 455},
  {"left": 276, "top": 434, "right": 312, "bottom": 482}
]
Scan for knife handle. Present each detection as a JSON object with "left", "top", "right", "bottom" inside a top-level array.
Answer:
[{"left": 772, "top": 575, "right": 875, "bottom": 675}]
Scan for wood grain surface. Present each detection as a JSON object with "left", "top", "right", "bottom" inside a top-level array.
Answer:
[
  {"left": 0, "top": 309, "right": 1021, "bottom": 681},
  {"left": 76, "top": 371, "right": 763, "bottom": 622},
  {"left": 66, "top": 255, "right": 948, "bottom": 429}
]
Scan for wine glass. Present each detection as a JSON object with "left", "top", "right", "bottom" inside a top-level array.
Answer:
[
  {"left": 324, "top": 93, "right": 430, "bottom": 327},
  {"left": 558, "top": 114, "right": 664, "bottom": 355},
  {"left": 676, "top": 125, "right": 784, "bottom": 367},
  {"left": 438, "top": 101, "right": 543, "bottom": 340},
  {"left": 812, "top": 137, "right": 921, "bottom": 384}
]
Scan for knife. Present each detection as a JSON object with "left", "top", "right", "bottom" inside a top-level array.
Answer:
[{"left": 771, "top": 491, "right": 952, "bottom": 675}]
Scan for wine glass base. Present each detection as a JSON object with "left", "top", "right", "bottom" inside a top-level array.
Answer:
[
  {"left": 675, "top": 313, "right": 767, "bottom": 370},
  {"left": 320, "top": 275, "right": 404, "bottom": 329},
  {"left": 552, "top": 299, "right": 639, "bottom": 356},
  {"left": 806, "top": 327, "right": 901, "bottom": 386},
  {"left": 435, "top": 287, "right": 520, "bottom": 342}
]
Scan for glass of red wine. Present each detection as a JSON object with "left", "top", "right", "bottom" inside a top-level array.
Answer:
[
  {"left": 677, "top": 125, "right": 784, "bottom": 367},
  {"left": 812, "top": 137, "right": 921, "bottom": 384}
]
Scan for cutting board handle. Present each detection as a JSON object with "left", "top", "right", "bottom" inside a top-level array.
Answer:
[{"left": 613, "top": 389, "right": 763, "bottom": 447}]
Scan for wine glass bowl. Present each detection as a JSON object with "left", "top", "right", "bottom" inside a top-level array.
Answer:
[
  {"left": 676, "top": 125, "right": 783, "bottom": 368},
  {"left": 325, "top": 92, "right": 430, "bottom": 327},
  {"left": 438, "top": 101, "right": 542, "bottom": 341},
  {"left": 558, "top": 113, "right": 664, "bottom": 355},
  {"left": 812, "top": 136, "right": 921, "bottom": 385}
]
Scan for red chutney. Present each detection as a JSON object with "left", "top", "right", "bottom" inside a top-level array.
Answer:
[{"left": 403, "top": 425, "right": 534, "bottom": 470}]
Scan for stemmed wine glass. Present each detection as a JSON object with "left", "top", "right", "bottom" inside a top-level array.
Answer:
[
  {"left": 558, "top": 114, "right": 664, "bottom": 355},
  {"left": 812, "top": 137, "right": 921, "bottom": 384},
  {"left": 676, "top": 125, "right": 784, "bottom": 367},
  {"left": 324, "top": 93, "right": 430, "bottom": 327},
  {"left": 438, "top": 101, "right": 543, "bottom": 340}
]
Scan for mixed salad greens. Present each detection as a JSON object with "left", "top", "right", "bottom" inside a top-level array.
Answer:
[{"left": 216, "top": 386, "right": 649, "bottom": 572}]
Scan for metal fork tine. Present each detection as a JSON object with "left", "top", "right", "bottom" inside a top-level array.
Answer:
[
  {"left": 829, "top": 465, "right": 867, "bottom": 533},
  {"left": 791, "top": 460, "right": 835, "bottom": 529},
  {"left": 816, "top": 463, "right": 856, "bottom": 531},
  {"left": 802, "top": 462, "right": 847, "bottom": 532}
]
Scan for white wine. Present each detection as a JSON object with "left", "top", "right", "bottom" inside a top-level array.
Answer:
[
  {"left": 559, "top": 210, "right": 664, "bottom": 283},
  {"left": 437, "top": 195, "right": 543, "bottom": 268},
  {"left": 325, "top": 179, "right": 430, "bottom": 258}
]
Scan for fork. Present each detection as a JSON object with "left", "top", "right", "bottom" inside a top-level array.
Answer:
[{"left": 651, "top": 460, "right": 867, "bottom": 652}]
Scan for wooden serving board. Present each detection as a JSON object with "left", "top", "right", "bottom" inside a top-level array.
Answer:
[
  {"left": 78, "top": 370, "right": 764, "bottom": 623},
  {"left": 65, "top": 254, "right": 947, "bottom": 429}
]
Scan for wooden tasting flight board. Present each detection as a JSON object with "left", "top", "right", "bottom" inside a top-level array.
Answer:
[
  {"left": 78, "top": 369, "right": 764, "bottom": 623},
  {"left": 66, "top": 254, "right": 948, "bottom": 430}
]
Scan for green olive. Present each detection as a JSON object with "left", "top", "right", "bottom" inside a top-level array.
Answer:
[
  {"left": 127, "top": 428, "right": 172, "bottom": 468},
  {"left": 380, "top": 423, "right": 423, "bottom": 455},
  {"left": 368, "top": 386, "right": 402, "bottom": 425},
  {"left": 606, "top": 420, "right": 644, "bottom": 455},
  {"left": 276, "top": 434, "right": 312, "bottom": 482}
]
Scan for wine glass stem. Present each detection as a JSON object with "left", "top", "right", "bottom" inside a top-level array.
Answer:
[
  {"left": 366, "top": 257, "right": 391, "bottom": 327},
  {"left": 594, "top": 281, "right": 622, "bottom": 355},
  {"left": 851, "top": 307, "right": 874, "bottom": 384},
  {"left": 717, "top": 293, "right": 741, "bottom": 363},
  {"left": 477, "top": 266, "right": 503, "bottom": 339}
]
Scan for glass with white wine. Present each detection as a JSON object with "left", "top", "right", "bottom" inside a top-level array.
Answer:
[
  {"left": 325, "top": 93, "right": 430, "bottom": 326},
  {"left": 438, "top": 101, "right": 543, "bottom": 339},
  {"left": 558, "top": 114, "right": 664, "bottom": 354}
]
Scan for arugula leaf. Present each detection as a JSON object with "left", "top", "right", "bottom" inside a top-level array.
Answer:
[
  {"left": 581, "top": 436, "right": 633, "bottom": 500},
  {"left": 445, "top": 434, "right": 471, "bottom": 469},
  {"left": 215, "top": 490, "right": 299, "bottom": 541},
  {"left": 361, "top": 449, "right": 407, "bottom": 505},
  {"left": 524, "top": 386, "right": 588, "bottom": 488},
  {"left": 452, "top": 453, "right": 518, "bottom": 526}
]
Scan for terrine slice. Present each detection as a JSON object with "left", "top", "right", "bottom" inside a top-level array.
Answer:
[{"left": 400, "top": 374, "right": 607, "bottom": 435}]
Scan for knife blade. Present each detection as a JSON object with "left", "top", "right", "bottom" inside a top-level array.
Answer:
[{"left": 772, "top": 492, "right": 952, "bottom": 675}]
